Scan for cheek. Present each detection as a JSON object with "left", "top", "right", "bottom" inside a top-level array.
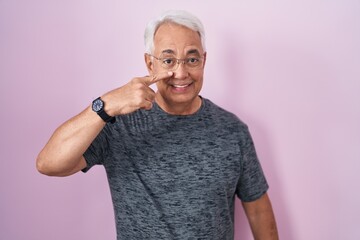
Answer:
[
  {"left": 156, "top": 80, "right": 166, "bottom": 90},
  {"left": 152, "top": 63, "right": 164, "bottom": 74},
  {"left": 190, "top": 71, "right": 204, "bottom": 83}
]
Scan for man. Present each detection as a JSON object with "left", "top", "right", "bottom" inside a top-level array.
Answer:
[{"left": 37, "top": 10, "right": 278, "bottom": 239}]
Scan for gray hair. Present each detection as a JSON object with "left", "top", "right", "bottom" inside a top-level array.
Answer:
[{"left": 144, "top": 10, "right": 206, "bottom": 54}]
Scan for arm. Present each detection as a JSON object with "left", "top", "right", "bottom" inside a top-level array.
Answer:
[
  {"left": 242, "top": 193, "right": 279, "bottom": 240},
  {"left": 36, "top": 106, "right": 106, "bottom": 177},
  {"left": 36, "top": 72, "right": 173, "bottom": 177}
]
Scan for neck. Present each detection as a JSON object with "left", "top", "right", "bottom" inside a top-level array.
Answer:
[{"left": 155, "top": 95, "right": 202, "bottom": 115}]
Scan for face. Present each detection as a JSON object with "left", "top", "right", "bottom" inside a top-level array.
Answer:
[{"left": 145, "top": 23, "right": 206, "bottom": 113}]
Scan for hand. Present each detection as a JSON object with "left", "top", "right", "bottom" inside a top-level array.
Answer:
[{"left": 101, "top": 71, "right": 173, "bottom": 116}]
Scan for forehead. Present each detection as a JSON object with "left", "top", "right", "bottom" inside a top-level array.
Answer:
[{"left": 153, "top": 23, "right": 203, "bottom": 55}]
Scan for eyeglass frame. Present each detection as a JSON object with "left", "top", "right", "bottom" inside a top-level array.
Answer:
[{"left": 146, "top": 52, "right": 206, "bottom": 71}]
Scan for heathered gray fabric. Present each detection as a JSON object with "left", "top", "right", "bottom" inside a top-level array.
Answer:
[{"left": 83, "top": 97, "right": 268, "bottom": 240}]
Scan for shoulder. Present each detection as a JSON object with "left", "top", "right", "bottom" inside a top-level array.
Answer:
[
  {"left": 202, "top": 98, "right": 248, "bottom": 130},
  {"left": 202, "top": 98, "right": 255, "bottom": 150}
]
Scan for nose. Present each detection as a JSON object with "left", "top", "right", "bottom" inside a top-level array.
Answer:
[{"left": 173, "top": 61, "right": 189, "bottom": 79}]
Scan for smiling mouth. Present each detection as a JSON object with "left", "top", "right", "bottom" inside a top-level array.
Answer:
[
  {"left": 172, "top": 84, "right": 190, "bottom": 88},
  {"left": 170, "top": 82, "right": 193, "bottom": 88}
]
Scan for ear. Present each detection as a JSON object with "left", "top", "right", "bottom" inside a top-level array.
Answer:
[
  {"left": 144, "top": 54, "right": 154, "bottom": 74},
  {"left": 202, "top": 52, "right": 207, "bottom": 69}
]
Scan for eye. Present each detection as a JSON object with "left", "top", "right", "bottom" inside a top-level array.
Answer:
[
  {"left": 162, "top": 58, "right": 175, "bottom": 65},
  {"left": 187, "top": 58, "right": 199, "bottom": 64}
]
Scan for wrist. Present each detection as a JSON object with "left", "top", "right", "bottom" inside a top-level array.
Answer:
[{"left": 91, "top": 97, "right": 116, "bottom": 123}]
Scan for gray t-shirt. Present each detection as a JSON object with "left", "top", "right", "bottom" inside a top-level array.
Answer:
[{"left": 83, "top": 97, "right": 268, "bottom": 240}]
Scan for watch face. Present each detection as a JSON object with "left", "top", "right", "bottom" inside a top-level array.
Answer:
[{"left": 92, "top": 99, "right": 103, "bottom": 112}]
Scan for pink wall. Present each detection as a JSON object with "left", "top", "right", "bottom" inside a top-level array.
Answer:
[{"left": 1, "top": 1, "right": 359, "bottom": 239}]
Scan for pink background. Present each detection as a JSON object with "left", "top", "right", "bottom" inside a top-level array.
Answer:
[{"left": 1, "top": 0, "right": 360, "bottom": 239}]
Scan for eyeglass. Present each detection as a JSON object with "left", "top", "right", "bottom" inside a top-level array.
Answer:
[{"left": 148, "top": 53, "right": 205, "bottom": 71}]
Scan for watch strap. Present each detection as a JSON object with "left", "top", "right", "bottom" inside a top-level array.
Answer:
[{"left": 98, "top": 109, "right": 116, "bottom": 123}]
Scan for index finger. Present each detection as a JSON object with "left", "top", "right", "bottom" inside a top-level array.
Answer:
[{"left": 144, "top": 71, "right": 173, "bottom": 86}]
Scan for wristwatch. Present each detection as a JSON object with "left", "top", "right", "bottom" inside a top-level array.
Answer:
[{"left": 92, "top": 97, "right": 116, "bottom": 123}]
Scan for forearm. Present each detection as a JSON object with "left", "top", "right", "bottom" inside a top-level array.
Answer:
[
  {"left": 36, "top": 106, "right": 106, "bottom": 176},
  {"left": 248, "top": 207, "right": 278, "bottom": 239},
  {"left": 242, "top": 193, "right": 279, "bottom": 240}
]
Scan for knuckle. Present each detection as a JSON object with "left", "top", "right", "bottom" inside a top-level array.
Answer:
[
  {"left": 131, "top": 77, "right": 143, "bottom": 85},
  {"left": 143, "top": 101, "right": 152, "bottom": 110},
  {"left": 132, "top": 82, "right": 145, "bottom": 91}
]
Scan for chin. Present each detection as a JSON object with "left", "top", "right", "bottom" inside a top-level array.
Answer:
[{"left": 166, "top": 92, "right": 199, "bottom": 105}]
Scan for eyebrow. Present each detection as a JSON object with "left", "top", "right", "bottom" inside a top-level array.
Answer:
[
  {"left": 187, "top": 49, "right": 200, "bottom": 55},
  {"left": 161, "top": 49, "right": 175, "bottom": 54},
  {"left": 161, "top": 49, "right": 201, "bottom": 55}
]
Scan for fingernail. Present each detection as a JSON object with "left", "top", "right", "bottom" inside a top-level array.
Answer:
[{"left": 168, "top": 71, "right": 173, "bottom": 75}]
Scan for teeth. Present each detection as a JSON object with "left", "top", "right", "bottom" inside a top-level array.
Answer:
[{"left": 173, "top": 84, "right": 189, "bottom": 88}]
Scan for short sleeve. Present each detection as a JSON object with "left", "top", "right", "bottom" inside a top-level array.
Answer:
[
  {"left": 82, "top": 124, "right": 111, "bottom": 173},
  {"left": 236, "top": 126, "right": 269, "bottom": 202}
]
